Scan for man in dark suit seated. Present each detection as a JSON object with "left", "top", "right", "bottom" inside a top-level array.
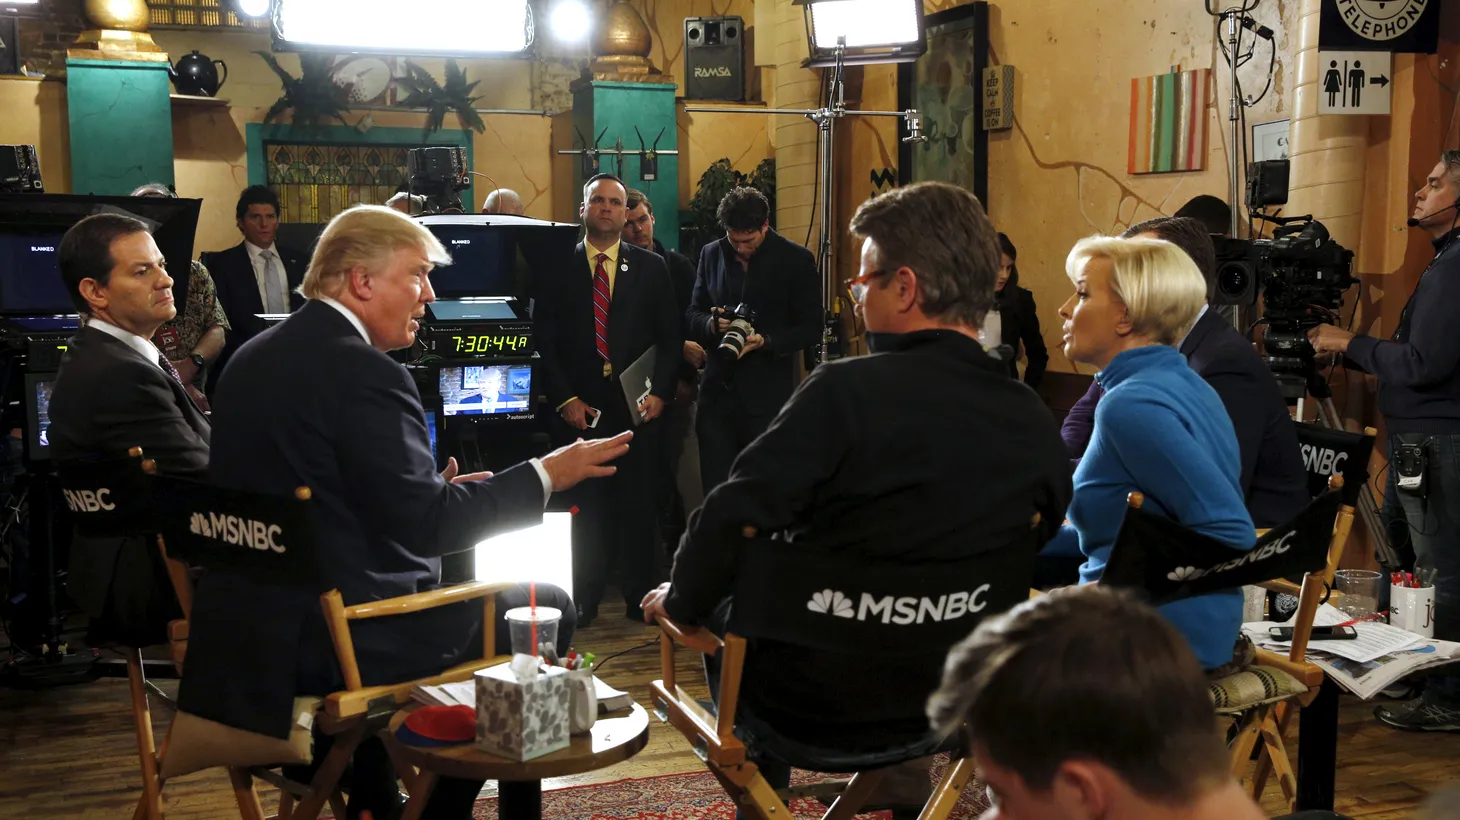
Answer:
[
  {"left": 535, "top": 174, "right": 680, "bottom": 626},
  {"left": 202, "top": 185, "right": 307, "bottom": 395},
  {"left": 184, "top": 205, "right": 631, "bottom": 820},
  {"left": 688, "top": 186, "right": 822, "bottom": 494},
  {"left": 47, "top": 213, "right": 210, "bottom": 645},
  {"left": 642, "top": 182, "right": 1072, "bottom": 813},
  {"left": 1060, "top": 216, "right": 1307, "bottom": 530}
]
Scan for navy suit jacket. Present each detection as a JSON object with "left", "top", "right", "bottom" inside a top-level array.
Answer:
[
  {"left": 534, "top": 241, "right": 681, "bottom": 422},
  {"left": 202, "top": 241, "right": 307, "bottom": 394},
  {"left": 1061, "top": 308, "right": 1308, "bottom": 528},
  {"left": 179, "top": 300, "right": 546, "bottom": 737},
  {"left": 688, "top": 230, "right": 821, "bottom": 415}
]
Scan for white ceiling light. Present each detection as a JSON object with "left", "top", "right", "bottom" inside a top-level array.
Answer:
[
  {"left": 236, "top": 0, "right": 271, "bottom": 17},
  {"left": 798, "top": 0, "right": 925, "bottom": 67},
  {"left": 274, "top": 0, "right": 535, "bottom": 56},
  {"left": 550, "top": 0, "right": 591, "bottom": 44}
]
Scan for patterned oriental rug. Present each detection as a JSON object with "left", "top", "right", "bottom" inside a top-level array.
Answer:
[{"left": 464, "top": 763, "right": 990, "bottom": 819}]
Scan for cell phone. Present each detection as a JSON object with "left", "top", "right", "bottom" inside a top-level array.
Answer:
[
  {"left": 1269, "top": 625, "right": 1357, "bottom": 641},
  {"left": 586, "top": 407, "right": 601, "bottom": 429}
]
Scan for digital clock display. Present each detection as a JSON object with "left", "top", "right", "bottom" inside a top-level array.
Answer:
[{"left": 449, "top": 333, "right": 530, "bottom": 355}]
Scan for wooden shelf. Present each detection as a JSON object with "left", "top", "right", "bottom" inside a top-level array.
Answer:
[{"left": 169, "top": 93, "right": 229, "bottom": 107}]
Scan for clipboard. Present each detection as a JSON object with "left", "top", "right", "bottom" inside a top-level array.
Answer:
[{"left": 618, "top": 347, "right": 657, "bottom": 426}]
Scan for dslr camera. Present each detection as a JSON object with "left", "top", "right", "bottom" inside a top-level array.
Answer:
[{"left": 715, "top": 303, "right": 759, "bottom": 362}]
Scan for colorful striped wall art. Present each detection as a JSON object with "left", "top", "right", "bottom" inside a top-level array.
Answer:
[{"left": 1128, "top": 68, "right": 1210, "bottom": 175}]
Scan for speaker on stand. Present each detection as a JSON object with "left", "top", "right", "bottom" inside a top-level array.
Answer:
[{"left": 684, "top": 16, "right": 745, "bottom": 102}]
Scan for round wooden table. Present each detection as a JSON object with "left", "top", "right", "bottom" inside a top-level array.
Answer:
[{"left": 384, "top": 702, "right": 651, "bottom": 820}]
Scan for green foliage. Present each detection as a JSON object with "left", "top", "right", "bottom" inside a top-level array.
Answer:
[
  {"left": 256, "top": 51, "right": 351, "bottom": 130},
  {"left": 397, "top": 59, "right": 486, "bottom": 135},
  {"left": 686, "top": 157, "right": 778, "bottom": 259}
]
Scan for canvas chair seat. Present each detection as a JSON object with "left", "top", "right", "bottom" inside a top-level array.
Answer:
[{"left": 1208, "top": 665, "right": 1309, "bottom": 715}]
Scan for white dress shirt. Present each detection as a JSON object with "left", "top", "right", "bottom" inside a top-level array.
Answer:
[
  {"left": 88, "top": 317, "right": 168, "bottom": 371},
  {"left": 316, "top": 297, "right": 554, "bottom": 504},
  {"left": 245, "top": 240, "right": 290, "bottom": 312},
  {"left": 1174, "top": 303, "right": 1209, "bottom": 352}
]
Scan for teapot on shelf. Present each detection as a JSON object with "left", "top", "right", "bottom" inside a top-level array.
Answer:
[{"left": 168, "top": 50, "right": 228, "bottom": 98}]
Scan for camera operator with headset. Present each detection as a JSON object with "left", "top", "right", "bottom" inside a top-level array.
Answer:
[
  {"left": 1310, "top": 151, "right": 1460, "bottom": 733},
  {"left": 688, "top": 187, "right": 821, "bottom": 493}
]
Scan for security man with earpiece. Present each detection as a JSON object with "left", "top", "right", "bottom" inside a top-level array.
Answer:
[{"left": 1310, "top": 150, "right": 1460, "bottom": 733}]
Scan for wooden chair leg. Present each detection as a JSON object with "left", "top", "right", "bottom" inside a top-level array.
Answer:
[
  {"left": 1250, "top": 700, "right": 1294, "bottom": 799},
  {"left": 289, "top": 722, "right": 368, "bottom": 820},
  {"left": 917, "top": 756, "right": 977, "bottom": 820},
  {"left": 125, "top": 646, "right": 165, "bottom": 820},
  {"left": 385, "top": 735, "right": 420, "bottom": 795},
  {"left": 326, "top": 792, "right": 348, "bottom": 820},
  {"left": 823, "top": 769, "right": 887, "bottom": 820},
  {"left": 228, "top": 768, "right": 268, "bottom": 820},
  {"left": 1228, "top": 709, "right": 1264, "bottom": 781},
  {"left": 276, "top": 793, "right": 296, "bottom": 819},
  {"left": 740, "top": 772, "right": 793, "bottom": 820},
  {"left": 1258, "top": 716, "right": 1298, "bottom": 812}
]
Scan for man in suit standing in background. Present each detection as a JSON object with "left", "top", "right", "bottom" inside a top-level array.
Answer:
[
  {"left": 624, "top": 187, "right": 706, "bottom": 542},
  {"left": 689, "top": 187, "right": 821, "bottom": 494},
  {"left": 48, "top": 213, "right": 210, "bottom": 646},
  {"left": 535, "top": 174, "right": 680, "bottom": 626},
  {"left": 186, "top": 205, "right": 629, "bottom": 820},
  {"left": 203, "top": 185, "right": 307, "bottom": 394}
]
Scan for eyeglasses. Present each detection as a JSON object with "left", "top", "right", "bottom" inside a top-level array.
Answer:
[{"left": 845, "top": 269, "right": 888, "bottom": 303}]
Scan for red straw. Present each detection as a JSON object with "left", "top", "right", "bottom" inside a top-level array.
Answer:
[{"left": 529, "top": 581, "right": 538, "bottom": 659}]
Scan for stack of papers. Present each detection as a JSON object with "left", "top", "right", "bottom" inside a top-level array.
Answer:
[
  {"left": 1244, "top": 604, "right": 1460, "bottom": 699},
  {"left": 412, "top": 676, "right": 635, "bottom": 714}
]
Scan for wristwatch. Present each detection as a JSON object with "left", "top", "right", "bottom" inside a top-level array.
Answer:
[{"left": 189, "top": 353, "right": 206, "bottom": 370}]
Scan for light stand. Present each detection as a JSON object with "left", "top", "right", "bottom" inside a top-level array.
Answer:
[
  {"left": 686, "top": 38, "right": 926, "bottom": 364},
  {"left": 1224, "top": 11, "right": 1242, "bottom": 238}
]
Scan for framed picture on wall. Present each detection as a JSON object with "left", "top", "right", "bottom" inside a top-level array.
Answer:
[
  {"left": 896, "top": 2, "right": 989, "bottom": 206},
  {"left": 0, "top": 16, "right": 19, "bottom": 76}
]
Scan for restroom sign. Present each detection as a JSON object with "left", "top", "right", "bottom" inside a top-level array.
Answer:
[
  {"left": 1318, "top": 50, "right": 1392, "bottom": 116},
  {"left": 1320, "top": 0, "right": 1439, "bottom": 54}
]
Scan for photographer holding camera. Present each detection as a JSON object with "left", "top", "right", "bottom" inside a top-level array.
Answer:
[
  {"left": 689, "top": 187, "right": 821, "bottom": 493},
  {"left": 1309, "top": 151, "right": 1460, "bottom": 732}
]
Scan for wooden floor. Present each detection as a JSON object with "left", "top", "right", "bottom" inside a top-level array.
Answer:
[{"left": 2, "top": 592, "right": 1457, "bottom": 819}]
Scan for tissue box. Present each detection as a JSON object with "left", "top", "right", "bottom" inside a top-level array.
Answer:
[{"left": 474, "top": 663, "right": 570, "bottom": 760}]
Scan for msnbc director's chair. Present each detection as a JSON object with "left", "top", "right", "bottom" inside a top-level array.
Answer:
[
  {"left": 55, "top": 448, "right": 178, "bottom": 820},
  {"left": 143, "top": 473, "right": 515, "bottom": 820},
  {"left": 652, "top": 531, "right": 1039, "bottom": 820},
  {"left": 1101, "top": 477, "right": 1346, "bottom": 812}
]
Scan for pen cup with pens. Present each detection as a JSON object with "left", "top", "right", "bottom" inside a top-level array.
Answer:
[{"left": 1390, "top": 568, "right": 1437, "bottom": 638}]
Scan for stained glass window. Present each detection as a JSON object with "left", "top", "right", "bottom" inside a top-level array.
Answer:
[
  {"left": 150, "top": 0, "right": 269, "bottom": 29},
  {"left": 263, "top": 142, "right": 416, "bottom": 224}
]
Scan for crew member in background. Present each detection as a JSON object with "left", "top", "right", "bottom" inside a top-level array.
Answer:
[
  {"left": 1060, "top": 217, "right": 1306, "bottom": 533},
  {"left": 49, "top": 213, "right": 209, "bottom": 647},
  {"left": 385, "top": 191, "right": 426, "bottom": 214},
  {"left": 483, "top": 188, "right": 525, "bottom": 216},
  {"left": 536, "top": 174, "right": 680, "bottom": 626},
  {"left": 624, "top": 187, "right": 705, "bottom": 544},
  {"left": 131, "top": 183, "right": 229, "bottom": 411},
  {"left": 1176, "top": 194, "right": 1233, "bottom": 236},
  {"left": 202, "top": 185, "right": 307, "bottom": 394},
  {"left": 1310, "top": 150, "right": 1460, "bottom": 732},
  {"left": 688, "top": 187, "right": 821, "bottom": 493},
  {"left": 992, "top": 233, "right": 1049, "bottom": 387}
]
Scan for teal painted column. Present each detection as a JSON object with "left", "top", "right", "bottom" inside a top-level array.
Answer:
[
  {"left": 66, "top": 59, "right": 174, "bottom": 195},
  {"left": 571, "top": 80, "right": 680, "bottom": 253}
]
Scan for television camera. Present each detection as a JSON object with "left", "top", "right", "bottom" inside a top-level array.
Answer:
[
  {"left": 406, "top": 146, "right": 472, "bottom": 214},
  {"left": 1212, "top": 214, "right": 1356, "bottom": 401}
]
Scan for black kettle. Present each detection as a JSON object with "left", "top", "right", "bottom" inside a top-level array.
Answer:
[{"left": 168, "top": 50, "right": 228, "bottom": 98}]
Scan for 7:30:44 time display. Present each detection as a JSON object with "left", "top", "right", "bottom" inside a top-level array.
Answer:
[{"left": 449, "top": 333, "right": 530, "bottom": 356}]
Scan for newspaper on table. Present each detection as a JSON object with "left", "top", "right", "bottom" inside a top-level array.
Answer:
[{"left": 1244, "top": 603, "right": 1460, "bottom": 699}]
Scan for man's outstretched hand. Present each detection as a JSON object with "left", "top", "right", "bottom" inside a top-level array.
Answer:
[
  {"left": 540, "top": 430, "right": 633, "bottom": 491},
  {"left": 440, "top": 456, "right": 492, "bottom": 484},
  {"left": 641, "top": 581, "right": 672, "bottom": 624}
]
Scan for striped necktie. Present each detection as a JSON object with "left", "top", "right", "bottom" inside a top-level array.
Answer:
[{"left": 593, "top": 253, "right": 611, "bottom": 365}]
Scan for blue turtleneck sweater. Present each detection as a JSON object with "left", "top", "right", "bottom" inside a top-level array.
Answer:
[{"left": 1046, "top": 345, "right": 1255, "bottom": 669}]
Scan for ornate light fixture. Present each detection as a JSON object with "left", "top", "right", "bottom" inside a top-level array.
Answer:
[{"left": 70, "top": 0, "right": 168, "bottom": 62}]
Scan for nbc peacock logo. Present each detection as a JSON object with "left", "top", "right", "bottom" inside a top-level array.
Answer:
[{"left": 806, "top": 589, "right": 856, "bottom": 619}]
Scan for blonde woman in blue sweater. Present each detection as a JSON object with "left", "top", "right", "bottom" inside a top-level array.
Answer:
[{"left": 1043, "top": 235, "right": 1256, "bottom": 670}]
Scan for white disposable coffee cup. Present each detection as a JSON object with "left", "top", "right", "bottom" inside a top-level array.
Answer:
[
  {"left": 1390, "top": 583, "right": 1436, "bottom": 638},
  {"left": 1242, "top": 585, "right": 1266, "bottom": 623}
]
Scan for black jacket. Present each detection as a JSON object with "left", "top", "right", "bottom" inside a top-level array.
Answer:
[
  {"left": 653, "top": 238, "right": 699, "bottom": 383},
  {"left": 49, "top": 326, "right": 211, "bottom": 645},
  {"left": 664, "top": 330, "right": 1071, "bottom": 744},
  {"left": 535, "top": 241, "right": 681, "bottom": 418},
  {"left": 997, "top": 285, "right": 1049, "bottom": 387},
  {"left": 1062, "top": 308, "right": 1308, "bottom": 528},
  {"left": 688, "top": 230, "right": 821, "bottom": 415},
  {"left": 1346, "top": 229, "right": 1460, "bottom": 434},
  {"left": 202, "top": 241, "right": 307, "bottom": 394},
  {"left": 179, "top": 300, "right": 547, "bottom": 737}
]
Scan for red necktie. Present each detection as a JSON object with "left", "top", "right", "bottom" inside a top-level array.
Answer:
[{"left": 593, "top": 253, "right": 611, "bottom": 364}]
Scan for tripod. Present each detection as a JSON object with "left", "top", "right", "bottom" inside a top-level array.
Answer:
[{"left": 1295, "top": 372, "right": 1397, "bottom": 568}]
